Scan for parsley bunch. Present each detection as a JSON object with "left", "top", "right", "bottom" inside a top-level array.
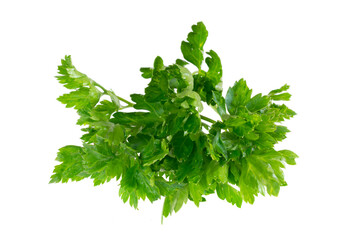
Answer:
[{"left": 50, "top": 22, "right": 298, "bottom": 221}]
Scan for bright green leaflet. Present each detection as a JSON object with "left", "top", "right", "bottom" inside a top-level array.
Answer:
[{"left": 50, "top": 21, "right": 298, "bottom": 222}]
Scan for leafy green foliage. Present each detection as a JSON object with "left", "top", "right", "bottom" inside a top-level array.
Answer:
[{"left": 50, "top": 22, "right": 298, "bottom": 222}]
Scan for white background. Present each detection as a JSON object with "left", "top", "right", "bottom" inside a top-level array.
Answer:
[{"left": 1, "top": 0, "right": 359, "bottom": 239}]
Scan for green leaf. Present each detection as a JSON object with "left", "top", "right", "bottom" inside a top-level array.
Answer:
[
  {"left": 212, "top": 91, "right": 226, "bottom": 118},
  {"left": 181, "top": 22, "right": 208, "bottom": 69},
  {"left": 187, "top": 22, "right": 208, "bottom": 51},
  {"left": 128, "top": 134, "right": 151, "bottom": 152},
  {"left": 212, "top": 130, "right": 228, "bottom": 160},
  {"left": 145, "top": 71, "right": 169, "bottom": 102},
  {"left": 89, "top": 100, "right": 118, "bottom": 122},
  {"left": 107, "top": 124, "right": 125, "bottom": 146},
  {"left": 141, "top": 138, "right": 169, "bottom": 166},
  {"left": 205, "top": 50, "right": 222, "bottom": 86},
  {"left": 189, "top": 182, "right": 204, "bottom": 207},
  {"left": 216, "top": 183, "right": 242, "bottom": 208},
  {"left": 254, "top": 132, "right": 276, "bottom": 149},
  {"left": 56, "top": 55, "right": 94, "bottom": 89},
  {"left": 269, "top": 125, "right": 290, "bottom": 142},
  {"left": 175, "top": 59, "right": 188, "bottom": 66},
  {"left": 171, "top": 131, "right": 194, "bottom": 160},
  {"left": 183, "top": 113, "right": 201, "bottom": 133},
  {"left": 256, "top": 121, "right": 277, "bottom": 133},
  {"left": 278, "top": 150, "right": 298, "bottom": 165},
  {"left": 269, "top": 103, "right": 297, "bottom": 121},
  {"left": 166, "top": 112, "right": 187, "bottom": 135},
  {"left": 153, "top": 56, "right": 164, "bottom": 71},
  {"left": 176, "top": 134, "right": 205, "bottom": 182},
  {"left": 155, "top": 177, "right": 185, "bottom": 195},
  {"left": 83, "top": 138, "right": 131, "bottom": 185},
  {"left": 50, "top": 145, "right": 88, "bottom": 183},
  {"left": 206, "top": 160, "right": 228, "bottom": 184},
  {"left": 269, "top": 84, "right": 290, "bottom": 95},
  {"left": 120, "top": 166, "right": 161, "bottom": 209},
  {"left": 181, "top": 42, "right": 203, "bottom": 70},
  {"left": 162, "top": 185, "right": 188, "bottom": 220},
  {"left": 239, "top": 153, "right": 286, "bottom": 200},
  {"left": 130, "top": 94, "right": 164, "bottom": 116},
  {"left": 270, "top": 93, "right": 292, "bottom": 101},
  {"left": 224, "top": 116, "right": 246, "bottom": 127},
  {"left": 140, "top": 67, "right": 153, "bottom": 79},
  {"left": 225, "top": 79, "right": 252, "bottom": 115},
  {"left": 57, "top": 87, "right": 101, "bottom": 110},
  {"left": 111, "top": 112, "right": 159, "bottom": 125},
  {"left": 246, "top": 93, "right": 270, "bottom": 112}
]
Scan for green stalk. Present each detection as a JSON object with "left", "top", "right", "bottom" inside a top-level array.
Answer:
[
  {"left": 94, "top": 82, "right": 134, "bottom": 107},
  {"left": 200, "top": 115, "right": 216, "bottom": 124}
]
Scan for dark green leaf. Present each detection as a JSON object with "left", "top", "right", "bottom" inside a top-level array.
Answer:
[
  {"left": 111, "top": 112, "right": 159, "bottom": 125},
  {"left": 171, "top": 131, "right": 194, "bottom": 160},
  {"left": 140, "top": 67, "right": 153, "bottom": 79},
  {"left": 212, "top": 131, "right": 228, "bottom": 160},
  {"left": 130, "top": 94, "right": 164, "bottom": 116},
  {"left": 176, "top": 134, "right": 205, "bottom": 182},
  {"left": 183, "top": 113, "right": 201, "bottom": 133},
  {"left": 153, "top": 56, "right": 164, "bottom": 71},
  {"left": 187, "top": 22, "right": 208, "bottom": 50},
  {"left": 205, "top": 50, "right": 222, "bottom": 84},
  {"left": 225, "top": 79, "right": 252, "bottom": 115},
  {"left": 176, "top": 59, "right": 188, "bottom": 66},
  {"left": 181, "top": 22, "right": 208, "bottom": 69},
  {"left": 145, "top": 71, "right": 169, "bottom": 102},
  {"left": 212, "top": 91, "right": 226, "bottom": 118}
]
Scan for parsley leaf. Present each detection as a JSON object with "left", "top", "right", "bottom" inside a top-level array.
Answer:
[{"left": 181, "top": 22, "right": 208, "bottom": 70}]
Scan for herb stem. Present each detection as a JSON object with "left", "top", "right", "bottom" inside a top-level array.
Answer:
[
  {"left": 94, "top": 82, "right": 107, "bottom": 92},
  {"left": 201, "top": 122, "right": 210, "bottom": 129},
  {"left": 117, "top": 96, "right": 134, "bottom": 106},
  {"left": 200, "top": 115, "right": 216, "bottom": 124},
  {"left": 94, "top": 82, "right": 134, "bottom": 107}
]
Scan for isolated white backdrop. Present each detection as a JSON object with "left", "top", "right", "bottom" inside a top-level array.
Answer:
[{"left": 1, "top": 0, "right": 359, "bottom": 239}]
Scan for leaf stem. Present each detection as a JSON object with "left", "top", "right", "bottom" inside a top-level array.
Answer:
[
  {"left": 94, "top": 82, "right": 107, "bottom": 92},
  {"left": 94, "top": 82, "right": 134, "bottom": 107},
  {"left": 200, "top": 115, "right": 216, "bottom": 124},
  {"left": 117, "top": 96, "right": 134, "bottom": 106}
]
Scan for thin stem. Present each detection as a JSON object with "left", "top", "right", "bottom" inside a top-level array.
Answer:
[
  {"left": 201, "top": 122, "right": 210, "bottom": 129},
  {"left": 94, "top": 82, "right": 107, "bottom": 92},
  {"left": 117, "top": 96, "right": 134, "bottom": 106},
  {"left": 200, "top": 115, "right": 216, "bottom": 124},
  {"left": 119, "top": 105, "right": 134, "bottom": 110},
  {"left": 94, "top": 82, "right": 134, "bottom": 107}
]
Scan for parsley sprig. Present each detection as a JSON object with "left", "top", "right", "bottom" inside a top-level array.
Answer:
[{"left": 50, "top": 22, "right": 298, "bottom": 222}]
